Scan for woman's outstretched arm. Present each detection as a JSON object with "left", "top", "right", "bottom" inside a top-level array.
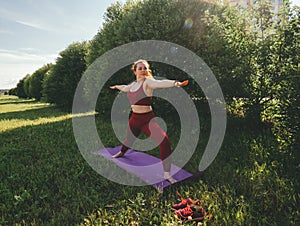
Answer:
[
  {"left": 146, "top": 79, "right": 188, "bottom": 89},
  {"left": 110, "top": 84, "right": 132, "bottom": 92}
]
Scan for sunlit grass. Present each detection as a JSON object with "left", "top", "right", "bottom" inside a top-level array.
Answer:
[
  {"left": 0, "top": 95, "right": 95, "bottom": 133},
  {"left": 0, "top": 95, "right": 298, "bottom": 225},
  {"left": 0, "top": 96, "right": 48, "bottom": 114},
  {"left": 0, "top": 113, "right": 96, "bottom": 133},
  {"left": 0, "top": 115, "right": 73, "bottom": 133}
]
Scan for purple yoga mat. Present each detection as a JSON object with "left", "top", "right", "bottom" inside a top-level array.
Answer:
[{"left": 95, "top": 146, "right": 193, "bottom": 189}]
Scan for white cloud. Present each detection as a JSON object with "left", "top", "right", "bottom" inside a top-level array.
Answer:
[
  {"left": 15, "top": 20, "right": 49, "bottom": 31},
  {"left": 0, "top": 0, "right": 126, "bottom": 89},
  {"left": 0, "top": 4, "right": 56, "bottom": 32},
  {"left": 0, "top": 49, "right": 56, "bottom": 64},
  {"left": 0, "top": 49, "right": 57, "bottom": 89}
]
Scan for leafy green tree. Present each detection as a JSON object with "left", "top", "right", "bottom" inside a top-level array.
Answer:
[
  {"left": 28, "top": 64, "right": 52, "bottom": 101},
  {"left": 42, "top": 42, "right": 89, "bottom": 111},
  {"left": 204, "top": 5, "right": 252, "bottom": 100},
  {"left": 15, "top": 75, "right": 30, "bottom": 98},
  {"left": 271, "top": 5, "right": 300, "bottom": 151},
  {"left": 85, "top": 0, "right": 184, "bottom": 115},
  {"left": 235, "top": 0, "right": 283, "bottom": 124},
  {"left": 23, "top": 75, "right": 31, "bottom": 98},
  {"left": 85, "top": 0, "right": 249, "bottom": 116},
  {"left": 8, "top": 88, "right": 17, "bottom": 96}
]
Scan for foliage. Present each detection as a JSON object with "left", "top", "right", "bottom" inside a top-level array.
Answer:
[
  {"left": 8, "top": 0, "right": 298, "bottom": 128},
  {"left": 85, "top": 0, "right": 299, "bottom": 121},
  {"left": 20, "top": 64, "right": 53, "bottom": 101},
  {"left": 270, "top": 5, "right": 300, "bottom": 176},
  {"left": 28, "top": 64, "right": 53, "bottom": 101},
  {"left": 42, "top": 42, "right": 89, "bottom": 111},
  {"left": 84, "top": 0, "right": 245, "bottom": 117},
  {"left": 205, "top": 5, "right": 252, "bottom": 100},
  {"left": 14, "top": 75, "right": 30, "bottom": 98},
  {"left": 23, "top": 75, "right": 31, "bottom": 98}
]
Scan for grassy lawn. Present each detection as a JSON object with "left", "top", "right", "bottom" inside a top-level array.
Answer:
[{"left": 0, "top": 95, "right": 298, "bottom": 225}]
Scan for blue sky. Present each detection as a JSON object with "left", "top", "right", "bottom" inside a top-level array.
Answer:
[
  {"left": 0, "top": 0, "right": 299, "bottom": 90},
  {"left": 0, "top": 0, "right": 125, "bottom": 89}
]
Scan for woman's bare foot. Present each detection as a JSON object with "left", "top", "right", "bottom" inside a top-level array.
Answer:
[
  {"left": 164, "top": 172, "right": 177, "bottom": 184},
  {"left": 112, "top": 151, "right": 125, "bottom": 158}
]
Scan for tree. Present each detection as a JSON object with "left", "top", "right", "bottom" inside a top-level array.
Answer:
[
  {"left": 235, "top": 0, "right": 283, "bottom": 124},
  {"left": 42, "top": 42, "right": 89, "bottom": 111},
  {"left": 15, "top": 75, "right": 30, "bottom": 98},
  {"left": 28, "top": 64, "right": 52, "bottom": 101},
  {"left": 85, "top": 0, "right": 244, "bottom": 116},
  {"left": 272, "top": 4, "right": 300, "bottom": 151},
  {"left": 23, "top": 75, "right": 31, "bottom": 98}
]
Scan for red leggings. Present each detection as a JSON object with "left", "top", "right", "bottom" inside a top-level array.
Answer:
[{"left": 121, "top": 111, "right": 172, "bottom": 172}]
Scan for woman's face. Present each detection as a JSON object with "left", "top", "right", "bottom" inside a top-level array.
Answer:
[{"left": 134, "top": 62, "right": 148, "bottom": 77}]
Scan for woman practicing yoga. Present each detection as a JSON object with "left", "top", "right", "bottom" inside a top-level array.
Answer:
[{"left": 110, "top": 59, "right": 188, "bottom": 184}]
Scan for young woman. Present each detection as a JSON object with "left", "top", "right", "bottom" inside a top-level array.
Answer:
[{"left": 110, "top": 59, "right": 188, "bottom": 184}]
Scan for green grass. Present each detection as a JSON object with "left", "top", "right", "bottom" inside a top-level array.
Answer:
[{"left": 0, "top": 95, "right": 299, "bottom": 225}]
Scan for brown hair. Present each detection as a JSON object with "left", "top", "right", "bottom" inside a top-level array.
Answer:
[{"left": 131, "top": 59, "right": 153, "bottom": 78}]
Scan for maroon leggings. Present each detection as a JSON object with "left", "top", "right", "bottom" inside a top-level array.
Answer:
[{"left": 121, "top": 111, "right": 172, "bottom": 172}]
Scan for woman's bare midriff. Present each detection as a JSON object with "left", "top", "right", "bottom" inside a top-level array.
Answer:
[{"left": 131, "top": 105, "right": 152, "bottom": 113}]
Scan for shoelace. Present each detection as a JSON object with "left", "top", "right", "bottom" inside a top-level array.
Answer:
[
  {"left": 172, "top": 198, "right": 200, "bottom": 209},
  {"left": 175, "top": 205, "right": 193, "bottom": 217},
  {"left": 172, "top": 198, "right": 190, "bottom": 209}
]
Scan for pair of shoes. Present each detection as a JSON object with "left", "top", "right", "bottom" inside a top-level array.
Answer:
[
  {"left": 174, "top": 203, "right": 206, "bottom": 221},
  {"left": 172, "top": 192, "right": 206, "bottom": 222}
]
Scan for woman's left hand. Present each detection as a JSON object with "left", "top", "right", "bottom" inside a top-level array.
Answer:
[{"left": 175, "top": 80, "right": 189, "bottom": 87}]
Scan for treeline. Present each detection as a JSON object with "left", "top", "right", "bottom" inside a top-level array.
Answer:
[
  {"left": 9, "top": 0, "right": 299, "bottom": 149},
  {"left": 9, "top": 42, "right": 89, "bottom": 110}
]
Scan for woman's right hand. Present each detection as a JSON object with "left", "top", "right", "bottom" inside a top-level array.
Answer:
[{"left": 110, "top": 85, "right": 118, "bottom": 89}]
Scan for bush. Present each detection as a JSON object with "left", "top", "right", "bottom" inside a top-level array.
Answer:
[{"left": 42, "top": 42, "right": 89, "bottom": 111}]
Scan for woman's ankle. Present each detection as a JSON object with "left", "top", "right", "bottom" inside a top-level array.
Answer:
[
  {"left": 164, "top": 172, "right": 177, "bottom": 184},
  {"left": 164, "top": 171, "right": 171, "bottom": 179}
]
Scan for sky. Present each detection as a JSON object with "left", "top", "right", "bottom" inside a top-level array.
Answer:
[
  {"left": 0, "top": 0, "right": 125, "bottom": 90},
  {"left": 0, "top": 0, "right": 299, "bottom": 90}
]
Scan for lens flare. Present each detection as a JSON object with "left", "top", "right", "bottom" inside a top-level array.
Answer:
[
  {"left": 170, "top": 46, "right": 178, "bottom": 54},
  {"left": 184, "top": 18, "right": 193, "bottom": 29}
]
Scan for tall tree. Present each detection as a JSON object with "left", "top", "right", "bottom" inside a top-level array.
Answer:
[
  {"left": 28, "top": 64, "right": 52, "bottom": 101},
  {"left": 85, "top": 0, "right": 248, "bottom": 115},
  {"left": 15, "top": 75, "right": 30, "bottom": 98},
  {"left": 272, "top": 4, "right": 300, "bottom": 150},
  {"left": 42, "top": 42, "right": 89, "bottom": 111}
]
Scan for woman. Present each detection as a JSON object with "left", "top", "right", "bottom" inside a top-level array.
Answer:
[{"left": 110, "top": 59, "right": 188, "bottom": 184}]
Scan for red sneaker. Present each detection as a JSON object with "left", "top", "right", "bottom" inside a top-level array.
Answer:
[
  {"left": 174, "top": 205, "right": 194, "bottom": 219},
  {"left": 172, "top": 198, "right": 194, "bottom": 209},
  {"left": 174, "top": 204, "right": 206, "bottom": 221},
  {"left": 189, "top": 204, "right": 206, "bottom": 221}
]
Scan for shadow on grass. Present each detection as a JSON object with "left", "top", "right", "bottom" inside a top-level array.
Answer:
[
  {"left": 0, "top": 105, "right": 68, "bottom": 121},
  {"left": 0, "top": 99, "right": 38, "bottom": 105},
  {"left": 0, "top": 114, "right": 144, "bottom": 226}
]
